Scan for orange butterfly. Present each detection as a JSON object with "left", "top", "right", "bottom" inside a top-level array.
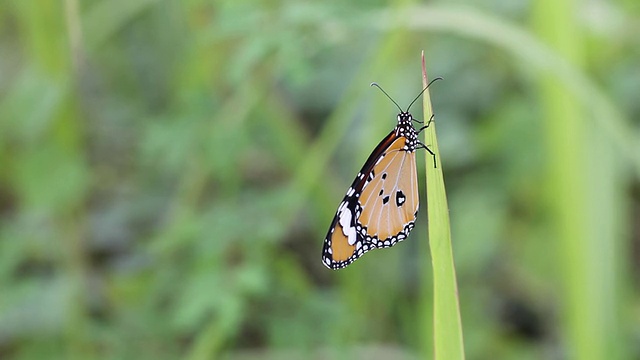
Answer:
[{"left": 322, "top": 80, "right": 441, "bottom": 270}]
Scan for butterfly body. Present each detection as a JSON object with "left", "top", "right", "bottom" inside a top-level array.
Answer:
[{"left": 322, "top": 112, "right": 421, "bottom": 270}]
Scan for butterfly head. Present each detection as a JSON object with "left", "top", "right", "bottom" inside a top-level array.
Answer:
[{"left": 397, "top": 112, "right": 413, "bottom": 125}]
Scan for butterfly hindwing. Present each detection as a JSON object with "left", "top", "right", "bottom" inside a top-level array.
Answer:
[{"left": 357, "top": 136, "right": 419, "bottom": 247}]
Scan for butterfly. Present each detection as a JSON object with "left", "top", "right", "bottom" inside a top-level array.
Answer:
[{"left": 321, "top": 79, "right": 441, "bottom": 270}]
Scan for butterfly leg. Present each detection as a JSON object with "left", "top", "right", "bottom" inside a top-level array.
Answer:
[
  {"left": 417, "top": 141, "right": 437, "bottom": 168},
  {"left": 416, "top": 114, "right": 436, "bottom": 133}
]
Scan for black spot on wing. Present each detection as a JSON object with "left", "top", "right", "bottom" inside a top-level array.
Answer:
[{"left": 395, "top": 190, "right": 406, "bottom": 207}]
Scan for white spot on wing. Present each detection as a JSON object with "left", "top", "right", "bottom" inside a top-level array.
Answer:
[{"left": 338, "top": 208, "right": 358, "bottom": 245}]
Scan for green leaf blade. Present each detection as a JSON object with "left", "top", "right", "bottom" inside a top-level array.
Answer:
[{"left": 421, "top": 51, "right": 465, "bottom": 360}]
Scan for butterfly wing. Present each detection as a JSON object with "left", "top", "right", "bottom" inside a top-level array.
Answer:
[
  {"left": 357, "top": 136, "right": 419, "bottom": 247},
  {"left": 321, "top": 131, "right": 419, "bottom": 270}
]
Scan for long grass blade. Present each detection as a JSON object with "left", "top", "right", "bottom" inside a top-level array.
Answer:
[{"left": 420, "top": 51, "right": 465, "bottom": 359}]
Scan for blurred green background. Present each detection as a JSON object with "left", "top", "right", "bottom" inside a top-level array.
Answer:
[{"left": 1, "top": 0, "right": 639, "bottom": 359}]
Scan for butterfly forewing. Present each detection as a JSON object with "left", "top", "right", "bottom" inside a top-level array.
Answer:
[{"left": 322, "top": 112, "right": 421, "bottom": 270}]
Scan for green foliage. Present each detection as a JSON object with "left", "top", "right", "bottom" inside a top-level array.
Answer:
[
  {"left": 0, "top": 0, "right": 638, "bottom": 359},
  {"left": 421, "top": 57, "right": 465, "bottom": 359}
]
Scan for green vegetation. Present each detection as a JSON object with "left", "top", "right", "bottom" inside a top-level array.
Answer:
[
  {"left": 421, "top": 54, "right": 465, "bottom": 360},
  {"left": 0, "top": 1, "right": 638, "bottom": 359}
]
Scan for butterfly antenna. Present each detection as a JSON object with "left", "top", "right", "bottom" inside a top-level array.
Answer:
[
  {"left": 370, "top": 82, "right": 403, "bottom": 113},
  {"left": 405, "top": 77, "right": 443, "bottom": 112}
]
